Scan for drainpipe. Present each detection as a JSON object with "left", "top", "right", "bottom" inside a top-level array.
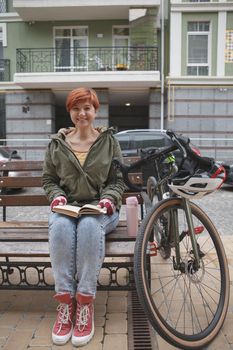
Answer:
[{"left": 160, "top": 0, "right": 164, "bottom": 130}]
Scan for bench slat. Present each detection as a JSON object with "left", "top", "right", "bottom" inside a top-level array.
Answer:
[
  {"left": 0, "top": 221, "right": 48, "bottom": 228},
  {"left": 0, "top": 241, "right": 135, "bottom": 257},
  {"left": 0, "top": 220, "right": 128, "bottom": 228},
  {"left": 0, "top": 176, "right": 42, "bottom": 188},
  {"left": 0, "top": 161, "right": 44, "bottom": 171},
  {"left": 0, "top": 195, "right": 49, "bottom": 206},
  {"left": 0, "top": 193, "right": 143, "bottom": 206},
  {"left": 0, "top": 226, "right": 136, "bottom": 242}
]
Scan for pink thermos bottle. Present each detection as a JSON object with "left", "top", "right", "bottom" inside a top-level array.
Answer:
[{"left": 126, "top": 196, "right": 139, "bottom": 237}]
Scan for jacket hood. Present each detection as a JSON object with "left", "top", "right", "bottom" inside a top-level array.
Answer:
[{"left": 50, "top": 126, "right": 115, "bottom": 140}]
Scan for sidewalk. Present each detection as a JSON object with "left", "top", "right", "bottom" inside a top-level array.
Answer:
[
  {"left": 0, "top": 234, "right": 232, "bottom": 350},
  {"left": 0, "top": 289, "right": 128, "bottom": 350}
]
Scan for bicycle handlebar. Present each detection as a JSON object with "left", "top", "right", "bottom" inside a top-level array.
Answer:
[{"left": 114, "top": 130, "right": 215, "bottom": 191}]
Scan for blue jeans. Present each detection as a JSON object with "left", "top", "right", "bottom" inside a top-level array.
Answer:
[{"left": 48, "top": 211, "right": 119, "bottom": 297}]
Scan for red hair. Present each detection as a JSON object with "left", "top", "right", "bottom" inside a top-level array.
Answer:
[{"left": 66, "top": 87, "right": 100, "bottom": 112}]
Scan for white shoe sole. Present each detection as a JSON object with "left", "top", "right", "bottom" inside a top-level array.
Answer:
[
  {"left": 52, "top": 328, "right": 73, "bottom": 345},
  {"left": 72, "top": 327, "right": 95, "bottom": 347}
]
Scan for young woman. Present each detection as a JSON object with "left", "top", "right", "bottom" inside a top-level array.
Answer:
[{"left": 42, "top": 87, "right": 125, "bottom": 347}]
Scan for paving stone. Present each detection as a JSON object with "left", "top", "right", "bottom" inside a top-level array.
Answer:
[
  {"left": 109, "top": 290, "right": 128, "bottom": 297},
  {"left": 95, "top": 315, "right": 105, "bottom": 327},
  {"left": 15, "top": 316, "right": 42, "bottom": 330},
  {"left": 28, "top": 347, "right": 51, "bottom": 350},
  {"left": 0, "top": 328, "right": 13, "bottom": 338},
  {"left": 3, "top": 329, "right": 34, "bottom": 350},
  {"left": 0, "top": 311, "right": 22, "bottom": 328},
  {"left": 206, "top": 330, "right": 231, "bottom": 349},
  {"left": 30, "top": 335, "right": 52, "bottom": 347},
  {"left": 52, "top": 343, "right": 73, "bottom": 349},
  {"left": 94, "top": 303, "right": 106, "bottom": 317},
  {"left": 34, "top": 317, "right": 54, "bottom": 337},
  {"left": 221, "top": 313, "right": 233, "bottom": 344},
  {"left": 95, "top": 291, "right": 108, "bottom": 305},
  {"left": 103, "top": 334, "right": 127, "bottom": 350},
  {"left": 83, "top": 327, "right": 104, "bottom": 349},
  {"left": 105, "top": 317, "right": 127, "bottom": 334},
  {"left": 106, "top": 312, "right": 127, "bottom": 320},
  {"left": 156, "top": 334, "right": 180, "bottom": 349},
  {"left": 107, "top": 296, "right": 127, "bottom": 313}
]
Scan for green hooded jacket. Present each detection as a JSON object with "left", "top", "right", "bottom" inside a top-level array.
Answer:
[{"left": 42, "top": 127, "right": 126, "bottom": 210}]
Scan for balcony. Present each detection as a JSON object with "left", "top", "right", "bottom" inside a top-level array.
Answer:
[
  {"left": 0, "top": 59, "right": 10, "bottom": 81},
  {"left": 14, "top": 46, "right": 160, "bottom": 89}
]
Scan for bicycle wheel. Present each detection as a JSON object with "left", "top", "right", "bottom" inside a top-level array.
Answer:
[{"left": 134, "top": 198, "right": 230, "bottom": 349}]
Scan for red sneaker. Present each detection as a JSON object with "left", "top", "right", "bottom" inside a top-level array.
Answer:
[
  {"left": 52, "top": 293, "right": 75, "bottom": 345},
  {"left": 72, "top": 293, "right": 94, "bottom": 347}
]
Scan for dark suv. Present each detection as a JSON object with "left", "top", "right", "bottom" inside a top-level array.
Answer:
[{"left": 115, "top": 129, "right": 201, "bottom": 186}]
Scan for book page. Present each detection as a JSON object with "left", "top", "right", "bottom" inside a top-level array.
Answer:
[
  {"left": 79, "top": 204, "right": 107, "bottom": 214},
  {"left": 52, "top": 204, "right": 82, "bottom": 217},
  {"left": 52, "top": 204, "right": 106, "bottom": 217}
]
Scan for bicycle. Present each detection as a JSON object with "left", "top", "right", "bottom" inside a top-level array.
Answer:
[{"left": 114, "top": 130, "right": 230, "bottom": 349}]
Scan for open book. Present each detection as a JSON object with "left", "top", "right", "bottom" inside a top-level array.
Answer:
[{"left": 52, "top": 204, "right": 107, "bottom": 218}]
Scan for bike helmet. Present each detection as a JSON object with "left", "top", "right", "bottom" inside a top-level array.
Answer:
[{"left": 169, "top": 165, "right": 225, "bottom": 199}]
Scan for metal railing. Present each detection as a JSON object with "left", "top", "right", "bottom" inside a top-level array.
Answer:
[
  {"left": 16, "top": 46, "right": 158, "bottom": 73},
  {"left": 0, "top": 59, "right": 10, "bottom": 81},
  {"left": 1, "top": 137, "right": 233, "bottom": 163}
]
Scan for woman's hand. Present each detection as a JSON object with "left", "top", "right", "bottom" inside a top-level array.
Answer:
[
  {"left": 51, "top": 196, "right": 67, "bottom": 210},
  {"left": 98, "top": 198, "right": 116, "bottom": 215}
]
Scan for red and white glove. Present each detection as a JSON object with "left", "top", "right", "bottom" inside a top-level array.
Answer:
[
  {"left": 51, "top": 196, "right": 67, "bottom": 210},
  {"left": 98, "top": 198, "right": 116, "bottom": 216}
]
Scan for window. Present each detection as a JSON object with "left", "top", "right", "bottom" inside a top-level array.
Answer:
[
  {"left": 187, "top": 21, "right": 210, "bottom": 76},
  {"left": 113, "top": 26, "right": 129, "bottom": 70},
  {"left": 0, "top": 0, "right": 7, "bottom": 13},
  {"left": 189, "top": 1, "right": 210, "bottom": 2},
  {"left": 54, "top": 27, "right": 88, "bottom": 72}
]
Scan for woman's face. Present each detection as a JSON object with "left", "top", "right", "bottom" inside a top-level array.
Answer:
[{"left": 70, "top": 100, "right": 96, "bottom": 129}]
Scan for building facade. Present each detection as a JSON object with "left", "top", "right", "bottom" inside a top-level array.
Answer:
[
  {"left": 0, "top": 0, "right": 165, "bottom": 159},
  {"left": 0, "top": 0, "right": 232, "bottom": 160},
  {"left": 169, "top": 0, "right": 233, "bottom": 160}
]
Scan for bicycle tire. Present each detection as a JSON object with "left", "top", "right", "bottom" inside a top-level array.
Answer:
[{"left": 134, "top": 198, "right": 230, "bottom": 349}]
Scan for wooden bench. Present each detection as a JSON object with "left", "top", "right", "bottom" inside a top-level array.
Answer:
[{"left": 0, "top": 159, "right": 145, "bottom": 291}]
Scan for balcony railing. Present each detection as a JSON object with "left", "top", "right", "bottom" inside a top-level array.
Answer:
[
  {"left": 0, "top": 59, "right": 10, "bottom": 81},
  {"left": 0, "top": 0, "right": 7, "bottom": 13},
  {"left": 16, "top": 46, "right": 158, "bottom": 73}
]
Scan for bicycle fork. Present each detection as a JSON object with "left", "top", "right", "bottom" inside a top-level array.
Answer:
[{"left": 172, "top": 198, "right": 201, "bottom": 272}]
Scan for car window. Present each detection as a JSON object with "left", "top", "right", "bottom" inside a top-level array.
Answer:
[
  {"left": 131, "top": 133, "right": 171, "bottom": 149},
  {"left": 115, "top": 134, "right": 132, "bottom": 150}
]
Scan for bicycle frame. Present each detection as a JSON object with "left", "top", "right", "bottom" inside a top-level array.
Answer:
[{"left": 170, "top": 198, "right": 201, "bottom": 272}]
